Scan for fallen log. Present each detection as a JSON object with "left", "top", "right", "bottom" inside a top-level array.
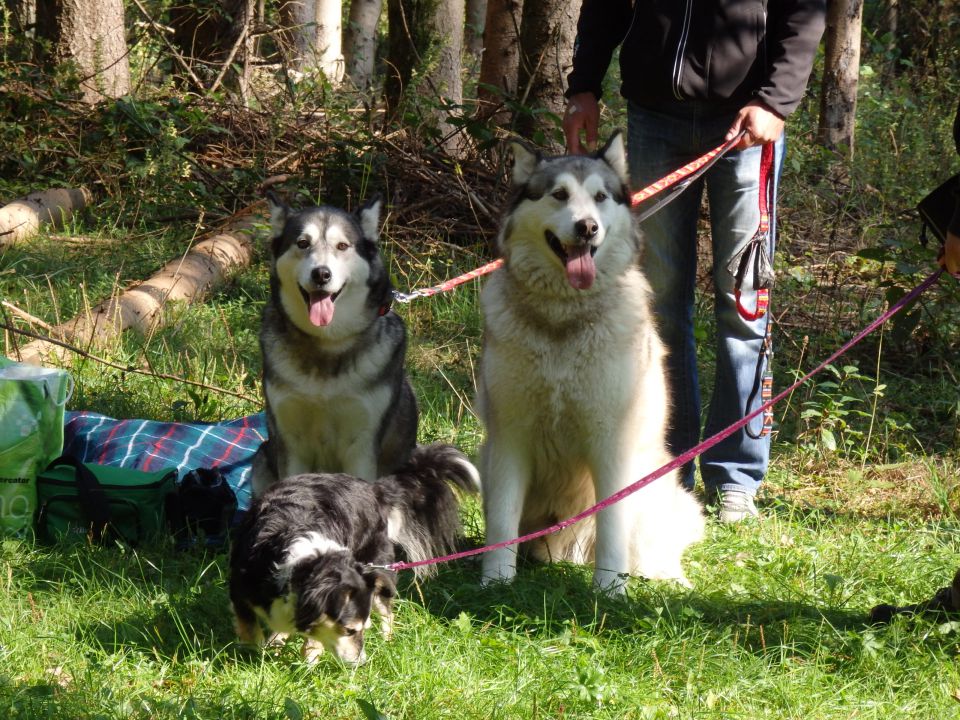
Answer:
[
  {"left": 0, "top": 188, "right": 93, "bottom": 248},
  {"left": 11, "top": 202, "right": 265, "bottom": 366}
]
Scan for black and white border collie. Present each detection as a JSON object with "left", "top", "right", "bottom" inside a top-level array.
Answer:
[{"left": 229, "top": 443, "right": 479, "bottom": 665}]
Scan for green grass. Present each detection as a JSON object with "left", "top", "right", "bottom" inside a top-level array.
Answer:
[{"left": 2, "top": 496, "right": 959, "bottom": 719}]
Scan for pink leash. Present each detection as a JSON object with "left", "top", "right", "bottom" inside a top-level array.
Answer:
[{"left": 387, "top": 268, "right": 945, "bottom": 573}]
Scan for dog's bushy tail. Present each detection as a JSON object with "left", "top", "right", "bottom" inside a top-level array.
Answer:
[{"left": 376, "top": 443, "right": 479, "bottom": 578}]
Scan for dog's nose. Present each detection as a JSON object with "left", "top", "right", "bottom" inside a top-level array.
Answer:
[
  {"left": 311, "top": 266, "right": 332, "bottom": 286},
  {"left": 575, "top": 218, "right": 599, "bottom": 240}
]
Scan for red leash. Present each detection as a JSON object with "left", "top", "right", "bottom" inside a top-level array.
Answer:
[
  {"left": 392, "top": 134, "right": 745, "bottom": 304},
  {"left": 387, "top": 268, "right": 945, "bottom": 574}
]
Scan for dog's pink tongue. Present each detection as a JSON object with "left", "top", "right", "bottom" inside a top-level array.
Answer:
[
  {"left": 564, "top": 245, "right": 596, "bottom": 290},
  {"left": 308, "top": 292, "right": 336, "bottom": 326}
]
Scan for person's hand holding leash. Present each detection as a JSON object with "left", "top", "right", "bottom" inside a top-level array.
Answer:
[
  {"left": 564, "top": 92, "right": 600, "bottom": 155},
  {"left": 726, "top": 101, "right": 785, "bottom": 150},
  {"left": 940, "top": 230, "right": 960, "bottom": 277}
]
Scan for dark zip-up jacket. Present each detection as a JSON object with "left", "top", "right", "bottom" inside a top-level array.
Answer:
[{"left": 567, "top": 0, "right": 826, "bottom": 119}]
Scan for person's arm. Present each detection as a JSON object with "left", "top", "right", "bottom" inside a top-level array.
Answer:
[
  {"left": 563, "top": 0, "right": 632, "bottom": 154},
  {"left": 756, "top": 0, "right": 827, "bottom": 119},
  {"left": 727, "top": 0, "right": 826, "bottom": 150}
]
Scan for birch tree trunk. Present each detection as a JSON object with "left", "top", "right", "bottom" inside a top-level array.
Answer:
[
  {"left": 817, "top": 0, "right": 864, "bottom": 157},
  {"left": 344, "top": 0, "right": 383, "bottom": 88},
  {"left": 35, "top": 0, "right": 130, "bottom": 103},
  {"left": 279, "top": 0, "right": 345, "bottom": 83}
]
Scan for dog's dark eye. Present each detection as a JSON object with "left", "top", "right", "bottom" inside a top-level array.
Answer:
[
  {"left": 595, "top": 191, "right": 607, "bottom": 203},
  {"left": 343, "top": 627, "right": 358, "bottom": 636},
  {"left": 552, "top": 188, "right": 569, "bottom": 202},
  {"left": 296, "top": 235, "right": 310, "bottom": 249},
  {"left": 336, "top": 241, "right": 350, "bottom": 251}
]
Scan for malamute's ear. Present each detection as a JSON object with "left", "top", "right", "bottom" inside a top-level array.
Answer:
[
  {"left": 357, "top": 195, "right": 382, "bottom": 242},
  {"left": 265, "top": 190, "right": 289, "bottom": 238},
  {"left": 510, "top": 140, "right": 540, "bottom": 187},
  {"left": 598, "top": 132, "right": 628, "bottom": 184}
]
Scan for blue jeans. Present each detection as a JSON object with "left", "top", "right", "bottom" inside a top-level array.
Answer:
[{"left": 627, "top": 101, "right": 783, "bottom": 497}]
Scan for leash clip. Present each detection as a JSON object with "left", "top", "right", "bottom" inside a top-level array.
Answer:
[{"left": 391, "top": 289, "right": 424, "bottom": 304}]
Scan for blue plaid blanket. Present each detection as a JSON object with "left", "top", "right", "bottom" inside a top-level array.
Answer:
[{"left": 62, "top": 411, "right": 267, "bottom": 512}]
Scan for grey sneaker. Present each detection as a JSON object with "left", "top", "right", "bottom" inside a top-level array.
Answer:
[{"left": 717, "top": 490, "right": 760, "bottom": 523}]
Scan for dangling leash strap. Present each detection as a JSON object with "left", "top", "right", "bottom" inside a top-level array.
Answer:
[
  {"left": 729, "top": 141, "right": 776, "bottom": 321},
  {"left": 731, "top": 141, "right": 777, "bottom": 437}
]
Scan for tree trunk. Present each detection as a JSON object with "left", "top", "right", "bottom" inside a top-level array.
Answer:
[
  {"left": 35, "top": 0, "right": 130, "bottom": 103},
  {"left": 0, "top": 188, "right": 93, "bottom": 249},
  {"left": 385, "top": 0, "right": 465, "bottom": 153},
  {"left": 11, "top": 207, "right": 262, "bottom": 366},
  {"left": 166, "top": 0, "right": 255, "bottom": 94},
  {"left": 344, "top": 0, "right": 383, "bottom": 88},
  {"left": 464, "top": 0, "right": 486, "bottom": 67},
  {"left": 817, "top": 0, "right": 864, "bottom": 157},
  {"left": 278, "top": 0, "right": 345, "bottom": 83},
  {"left": 7, "top": 0, "right": 37, "bottom": 62},
  {"left": 475, "top": 0, "right": 522, "bottom": 120}
]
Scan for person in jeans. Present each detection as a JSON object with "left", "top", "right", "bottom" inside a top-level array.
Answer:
[{"left": 563, "top": 1, "right": 826, "bottom": 522}]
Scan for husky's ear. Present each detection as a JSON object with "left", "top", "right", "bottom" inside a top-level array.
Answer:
[
  {"left": 598, "top": 132, "right": 628, "bottom": 184},
  {"left": 357, "top": 195, "right": 383, "bottom": 242},
  {"left": 265, "top": 190, "right": 288, "bottom": 238},
  {"left": 510, "top": 141, "right": 540, "bottom": 187}
]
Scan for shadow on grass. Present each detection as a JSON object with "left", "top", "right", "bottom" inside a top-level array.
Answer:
[
  {"left": 18, "top": 527, "right": 945, "bottom": 673},
  {"left": 399, "top": 552, "right": 873, "bottom": 652}
]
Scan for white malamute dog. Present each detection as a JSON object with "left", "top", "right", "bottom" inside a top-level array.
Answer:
[{"left": 477, "top": 133, "right": 705, "bottom": 591}]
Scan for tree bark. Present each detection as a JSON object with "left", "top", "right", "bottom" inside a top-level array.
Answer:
[
  {"left": 344, "top": 0, "right": 383, "bottom": 88},
  {"left": 464, "top": 0, "right": 486, "bottom": 66},
  {"left": 12, "top": 207, "right": 262, "bottom": 366},
  {"left": 0, "top": 188, "right": 93, "bottom": 249},
  {"left": 385, "top": 0, "right": 465, "bottom": 153},
  {"left": 35, "top": 0, "right": 130, "bottom": 103},
  {"left": 514, "top": 0, "right": 577, "bottom": 145},
  {"left": 8, "top": 0, "right": 38, "bottom": 63},
  {"left": 167, "top": 0, "right": 256, "bottom": 94},
  {"left": 817, "top": 0, "right": 864, "bottom": 157},
  {"left": 476, "top": 0, "right": 522, "bottom": 121},
  {"left": 278, "top": 0, "right": 345, "bottom": 83}
]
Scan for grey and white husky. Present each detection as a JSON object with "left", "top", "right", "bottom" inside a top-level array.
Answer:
[
  {"left": 251, "top": 193, "right": 418, "bottom": 495},
  {"left": 477, "top": 133, "right": 705, "bottom": 591}
]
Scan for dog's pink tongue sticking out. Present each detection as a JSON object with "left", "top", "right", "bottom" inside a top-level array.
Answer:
[
  {"left": 565, "top": 245, "right": 596, "bottom": 290},
  {"left": 308, "top": 292, "right": 336, "bottom": 326}
]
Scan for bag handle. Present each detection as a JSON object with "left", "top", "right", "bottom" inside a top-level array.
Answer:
[{"left": 45, "top": 455, "right": 113, "bottom": 542}]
